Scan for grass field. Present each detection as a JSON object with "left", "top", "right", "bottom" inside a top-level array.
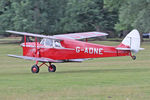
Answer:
[{"left": 0, "top": 38, "right": 150, "bottom": 100}]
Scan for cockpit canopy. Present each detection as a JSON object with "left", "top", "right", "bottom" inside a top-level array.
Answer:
[{"left": 40, "top": 38, "right": 62, "bottom": 48}]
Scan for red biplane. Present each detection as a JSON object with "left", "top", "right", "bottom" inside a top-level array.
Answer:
[{"left": 6, "top": 29, "right": 143, "bottom": 73}]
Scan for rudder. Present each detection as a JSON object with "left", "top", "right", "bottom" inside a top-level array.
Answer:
[{"left": 117, "top": 29, "right": 143, "bottom": 54}]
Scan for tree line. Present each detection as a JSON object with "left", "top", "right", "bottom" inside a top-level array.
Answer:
[{"left": 0, "top": 0, "right": 150, "bottom": 37}]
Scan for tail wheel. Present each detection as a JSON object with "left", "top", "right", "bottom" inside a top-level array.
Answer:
[
  {"left": 48, "top": 64, "right": 56, "bottom": 72},
  {"left": 31, "top": 65, "right": 39, "bottom": 73},
  {"left": 132, "top": 56, "right": 136, "bottom": 60}
]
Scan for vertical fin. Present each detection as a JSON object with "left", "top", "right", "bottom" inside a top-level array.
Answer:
[{"left": 117, "top": 29, "right": 141, "bottom": 54}]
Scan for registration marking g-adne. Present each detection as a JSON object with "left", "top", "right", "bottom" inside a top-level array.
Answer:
[{"left": 76, "top": 47, "right": 103, "bottom": 55}]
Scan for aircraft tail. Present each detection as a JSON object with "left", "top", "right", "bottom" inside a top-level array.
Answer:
[{"left": 116, "top": 29, "right": 144, "bottom": 54}]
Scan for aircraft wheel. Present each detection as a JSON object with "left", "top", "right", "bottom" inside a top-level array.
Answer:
[
  {"left": 31, "top": 65, "right": 39, "bottom": 73},
  {"left": 48, "top": 64, "right": 56, "bottom": 72},
  {"left": 132, "top": 56, "right": 136, "bottom": 60}
]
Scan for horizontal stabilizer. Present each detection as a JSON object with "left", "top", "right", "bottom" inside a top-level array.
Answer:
[
  {"left": 8, "top": 54, "right": 63, "bottom": 63},
  {"left": 116, "top": 48, "right": 144, "bottom": 51},
  {"left": 139, "top": 48, "right": 144, "bottom": 50},
  {"left": 116, "top": 48, "right": 131, "bottom": 50}
]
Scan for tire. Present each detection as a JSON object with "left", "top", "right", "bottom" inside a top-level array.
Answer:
[
  {"left": 132, "top": 56, "right": 136, "bottom": 60},
  {"left": 31, "top": 65, "right": 39, "bottom": 73},
  {"left": 48, "top": 64, "right": 56, "bottom": 72}
]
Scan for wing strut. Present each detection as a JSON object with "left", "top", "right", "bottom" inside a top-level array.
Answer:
[
  {"left": 24, "top": 35, "right": 26, "bottom": 47},
  {"left": 35, "top": 37, "right": 39, "bottom": 64},
  {"left": 86, "top": 38, "right": 88, "bottom": 42},
  {"left": 23, "top": 35, "right": 39, "bottom": 64}
]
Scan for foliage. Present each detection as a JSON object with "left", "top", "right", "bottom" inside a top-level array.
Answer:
[
  {"left": 60, "top": 0, "right": 118, "bottom": 33},
  {"left": 115, "top": 0, "right": 150, "bottom": 33},
  {"left": 0, "top": 0, "right": 118, "bottom": 35},
  {"left": 0, "top": 0, "right": 149, "bottom": 36},
  {"left": 0, "top": 0, "right": 15, "bottom": 35},
  {"left": 0, "top": 0, "right": 67, "bottom": 35}
]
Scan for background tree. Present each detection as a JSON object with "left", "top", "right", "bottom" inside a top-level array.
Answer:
[
  {"left": 0, "top": 0, "right": 149, "bottom": 39},
  {"left": 0, "top": 0, "right": 14, "bottom": 35},
  {"left": 60, "top": 0, "right": 118, "bottom": 35},
  {"left": 115, "top": 0, "right": 150, "bottom": 33}
]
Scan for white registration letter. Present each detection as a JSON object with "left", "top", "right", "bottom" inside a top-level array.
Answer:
[
  {"left": 94, "top": 48, "right": 98, "bottom": 54},
  {"left": 89, "top": 48, "right": 93, "bottom": 54},
  {"left": 76, "top": 47, "right": 80, "bottom": 53},
  {"left": 84, "top": 47, "right": 88, "bottom": 53},
  {"left": 99, "top": 48, "right": 103, "bottom": 55}
]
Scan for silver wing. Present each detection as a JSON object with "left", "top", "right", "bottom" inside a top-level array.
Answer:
[
  {"left": 6, "top": 30, "right": 61, "bottom": 41},
  {"left": 8, "top": 54, "right": 90, "bottom": 63},
  {"left": 6, "top": 30, "right": 108, "bottom": 40},
  {"left": 54, "top": 32, "right": 108, "bottom": 39},
  {"left": 8, "top": 54, "right": 63, "bottom": 63}
]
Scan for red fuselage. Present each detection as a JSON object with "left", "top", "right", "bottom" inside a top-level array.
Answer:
[{"left": 22, "top": 39, "right": 130, "bottom": 60}]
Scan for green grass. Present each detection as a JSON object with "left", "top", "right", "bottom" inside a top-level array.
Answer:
[{"left": 0, "top": 38, "right": 150, "bottom": 100}]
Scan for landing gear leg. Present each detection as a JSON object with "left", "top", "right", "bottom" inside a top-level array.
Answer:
[{"left": 31, "top": 62, "right": 56, "bottom": 73}]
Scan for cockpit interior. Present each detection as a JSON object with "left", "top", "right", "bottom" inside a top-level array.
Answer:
[{"left": 40, "top": 38, "right": 62, "bottom": 48}]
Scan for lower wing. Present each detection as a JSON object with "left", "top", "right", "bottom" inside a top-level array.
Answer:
[
  {"left": 8, "top": 54, "right": 90, "bottom": 63},
  {"left": 8, "top": 54, "right": 63, "bottom": 63}
]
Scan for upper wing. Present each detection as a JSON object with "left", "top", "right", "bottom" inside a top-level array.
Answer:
[
  {"left": 54, "top": 32, "right": 108, "bottom": 40},
  {"left": 8, "top": 54, "right": 63, "bottom": 63},
  {"left": 6, "top": 30, "right": 108, "bottom": 40},
  {"left": 6, "top": 30, "right": 61, "bottom": 41}
]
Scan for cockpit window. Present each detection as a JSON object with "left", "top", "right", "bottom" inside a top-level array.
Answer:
[
  {"left": 40, "top": 38, "right": 62, "bottom": 48},
  {"left": 45, "top": 39, "right": 53, "bottom": 46},
  {"left": 40, "top": 39, "right": 44, "bottom": 45},
  {"left": 55, "top": 41, "right": 62, "bottom": 47}
]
